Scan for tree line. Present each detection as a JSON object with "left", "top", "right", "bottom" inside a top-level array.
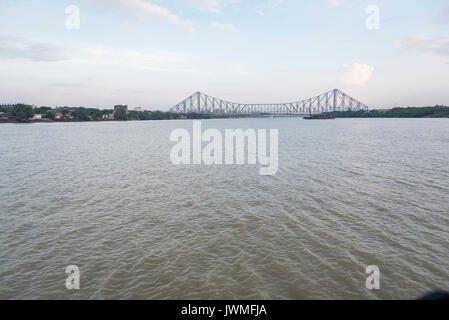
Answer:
[
  {"left": 0, "top": 104, "right": 213, "bottom": 122},
  {"left": 325, "top": 106, "right": 449, "bottom": 118},
  {"left": 0, "top": 104, "right": 35, "bottom": 121}
]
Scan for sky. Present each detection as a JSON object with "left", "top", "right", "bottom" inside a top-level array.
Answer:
[{"left": 0, "top": 0, "right": 449, "bottom": 110}]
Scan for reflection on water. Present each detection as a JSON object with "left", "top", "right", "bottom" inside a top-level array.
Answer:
[{"left": 0, "top": 118, "right": 448, "bottom": 299}]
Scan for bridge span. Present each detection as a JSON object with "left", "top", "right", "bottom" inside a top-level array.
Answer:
[{"left": 170, "top": 89, "right": 369, "bottom": 115}]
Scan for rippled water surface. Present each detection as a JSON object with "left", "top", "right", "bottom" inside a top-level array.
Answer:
[{"left": 0, "top": 118, "right": 448, "bottom": 300}]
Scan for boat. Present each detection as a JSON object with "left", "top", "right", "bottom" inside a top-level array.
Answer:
[{"left": 303, "top": 114, "right": 336, "bottom": 120}]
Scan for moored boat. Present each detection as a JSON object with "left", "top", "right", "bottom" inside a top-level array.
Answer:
[{"left": 303, "top": 114, "right": 336, "bottom": 120}]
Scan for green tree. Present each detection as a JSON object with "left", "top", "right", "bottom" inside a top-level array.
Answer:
[
  {"left": 72, "top": 107, "right": 90, "bottom": 121},
  {"left": 13, "top": 104, "right": 35, "bottom": 121},
  {"left": 114, "top": 109, "right": 128, "bottom": 120},
  {"left": 87, "top": 108, "right": 102, "bottom": 121},
  {"left": 128, "top": 110, "right": 140, "bottom": 120},
  {"left": 45, "top": 110, "right": 57, "bottom": 119},
  {"left": 36, "top": 106, "right": 52, "bottom": 114}
]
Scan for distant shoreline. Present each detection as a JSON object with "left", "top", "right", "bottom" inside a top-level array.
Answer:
[
  {"left": 0, "top": 114, "right": 259, "bottom": 124},
  {"left": 324, "top": 106, "right": 449, "bottom": 118},
  {"left": 0, "top": 118, "right": 184, "bottom": 124},
  {"left": 2, "top": 105, "right": 449, "bottom": 123},
  {"left": 2, "top": 116, "right": 449, "bottom": 124}
]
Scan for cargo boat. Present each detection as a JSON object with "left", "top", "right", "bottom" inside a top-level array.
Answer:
[{"left": 303, "top": 114, "right": 336, "bottom": 120}]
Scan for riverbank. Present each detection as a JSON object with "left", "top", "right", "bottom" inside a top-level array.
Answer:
[
  {"left": 0, "top": 113, "right": 260, "bottom": 124},
  {"left": 325, "top": 106, "right": 449, "bottom": 118},
  {"left": 0, "top": 119, "right": 18, "bottom": 123}
]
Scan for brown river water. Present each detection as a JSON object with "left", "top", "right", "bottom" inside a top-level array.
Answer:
[{"left": 0, "top": 118, "right": 448, "bottom": 299}]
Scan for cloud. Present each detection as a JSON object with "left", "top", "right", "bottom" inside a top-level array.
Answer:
[
  {"left": 190, "top": 0, "right": 243, "bottom": 14},
  {"left": 270, "top": 0, "right": 284, "bottom": 7},
  {"left": 210, "top": 22, "right": 237, "bottom": 31},
  {"left": 340, "top": 63, "right": 374, "bottom": 86},
  {"left": 77, "top": 0, "right": 196, "bottom": 31},
  {"left": 82, "top": 45, "right": 189, "bottom": 71},
  {"left": 192, "top": 0, "right": 222, "bottom": 13},
  {"left": 0, "top": 34, "right": 198, "bottom": 73},
  {"left": 329, "top": 0, "right": 342, "bottom": 6},
  {"left": 254, "top": 0, "right": 283, "bottom": 17},
  {"left": 397, "top": 36, "right": 449, "bottom": 57},
  {"left": 0, "top": 34, "right": 67, "bottom": 62}
]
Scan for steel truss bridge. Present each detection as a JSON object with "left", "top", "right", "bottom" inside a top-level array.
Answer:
[{"left": 170, "top": 89, "right": 369, "bottom": 115}]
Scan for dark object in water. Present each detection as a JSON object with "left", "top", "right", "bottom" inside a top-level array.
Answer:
[{"left": 303, "top": 114, "right": 336, "bottom": 120}]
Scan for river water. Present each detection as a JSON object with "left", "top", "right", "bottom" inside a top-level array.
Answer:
[{"left": 0, "top": 118, "right": 448, "bottom": 300}]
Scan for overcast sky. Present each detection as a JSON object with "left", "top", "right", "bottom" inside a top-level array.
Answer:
[{"left": 1, "top": 0, "right": 449, "bottom": 110}]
